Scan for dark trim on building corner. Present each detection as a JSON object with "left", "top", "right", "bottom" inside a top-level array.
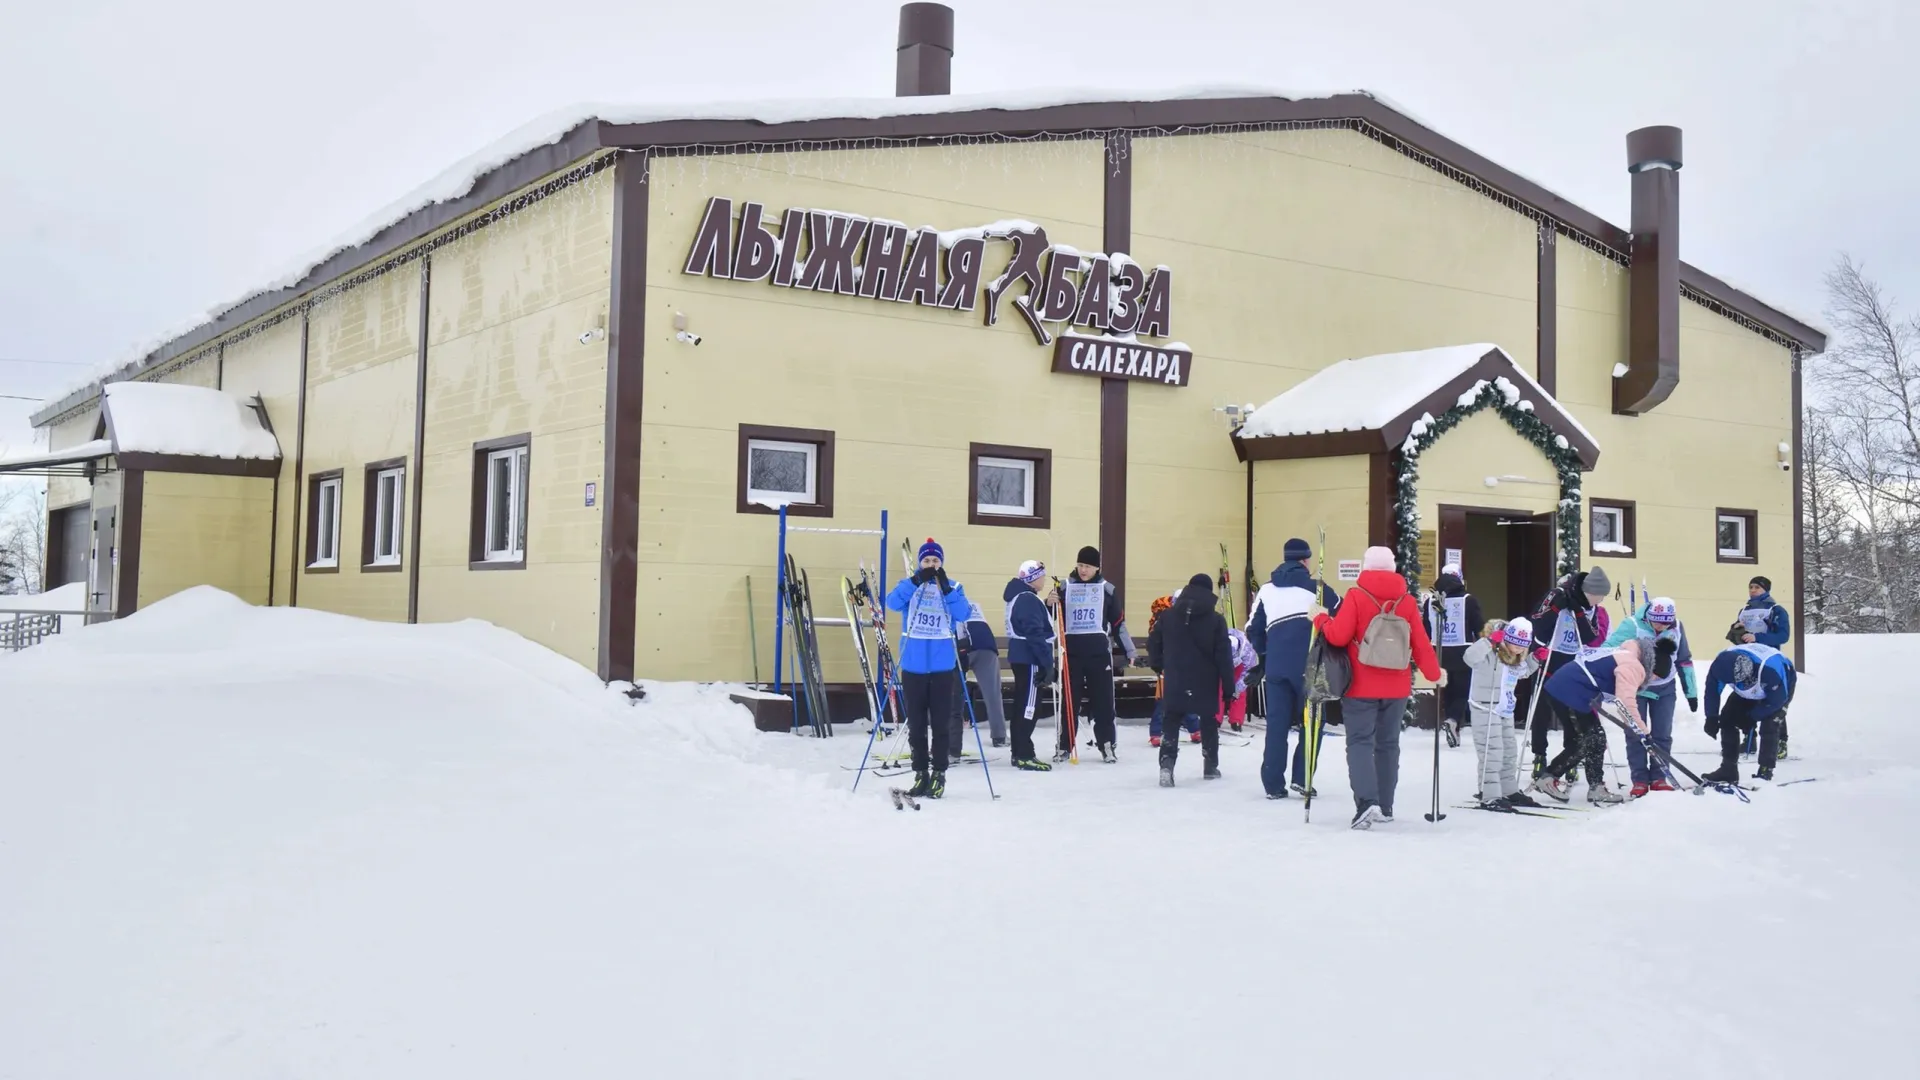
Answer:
[
  {"left": 111, "top": 451, "right": 281, "bottom": 478},
  {"left": 1243, "top": 459, "right": 1255, "bottom": 616},
  {"left": 287, "top": 313, "right": 310, "bottom": 608},
  {"left": 1791, "top": 349, "right": 1806, "bottom": 672},
  {"left": 736, "top": 424, "right": 836, "bottom": 518},
  {"left": 1585, "top": 497, "right": 1637, "bottom": 560},
  {"left": 967, "top": 442, "right": 1053, "bottom": 529},
  {"left": 1368, "top": 452, "right": 1394, "bottom": 550},
  {"left": 116, "top": 470, "right": 145, "bottom": 618},
  {"left": 1536, "top": 224, "right": 1557, "bottom": 394},
  {"left": 215, "top": 344, "right": 225, "bottom": 391},
  {"left": 408, "top": 260, "right": 431, "bottom": 621},
  {"left": 266, "top": 473, "right": 280, "bottom": 605},
  {"left": 599, "top": 152, "right": 648, "bottom": 684},
  {"left": 469, "top": 433, "right": 532, "bottom": 571},
  {"left": 1099, "top": 130, "right": 1132, "bottom": 609}
]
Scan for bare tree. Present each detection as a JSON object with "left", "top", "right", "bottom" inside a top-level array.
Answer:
[
  {"left": 0, "top": 486, "right": 46, "bottom": 595},
  {"left": 1819, "top": 256, "right": 1920, "bottom": 507}
]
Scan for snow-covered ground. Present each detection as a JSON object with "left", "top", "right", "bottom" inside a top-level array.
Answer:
[{"left": 2, "top": 589, "right": 1913, "bottom": 1079}]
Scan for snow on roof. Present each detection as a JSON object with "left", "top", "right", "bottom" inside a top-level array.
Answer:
[
  {"left": 1239, "top": 342, "right": 1597, "bottom": 450},
  {"left": 0, "top": 439, "right": 112, "bottom": 472},
  {"left": 103, "top": 382, "right": 280, "bottom": 461},
  {"left": 1241, "top": 344, "right": 1499, "bottom": 438}
]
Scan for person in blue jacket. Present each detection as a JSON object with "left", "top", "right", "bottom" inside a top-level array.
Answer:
[
  {"left": 1733, "top": 576, "right": 1793, "bottom": 759},
  {"left": 1244, "top": 537, "right": 1340, "bottom": 799},
  {"left": 1000, "top": 559, "right": 1056, "bottom": 772},
  {"left": 1702, "top": 641, "right": 1798, "bottom": 784},
  {"left": 885, "top": 538, "right": 976, "bottom": 798}
]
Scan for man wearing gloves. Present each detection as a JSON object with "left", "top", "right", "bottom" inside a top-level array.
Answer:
[
  {"left": 1313, "top": 546, "right": 1444, "bottom": 829},
  {"left": 1245, "top": 537, "right": 1341, "bottom": 799},
  {"left": 1702, "top": 641, "right": 1798, "bottom": 784},
  {"left": 1001, "top": 560, "right": 1056, "bottom": 772},
  {"left": 885, "top": 539, "right": 977, "bottom": 799},
  {"left": 1733, "top": 575, "right": 1794, "bottom": 759}
]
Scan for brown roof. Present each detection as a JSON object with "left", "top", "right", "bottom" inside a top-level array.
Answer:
[{"left": 31, "top": 91, "right": 1825, "bottom": 425}]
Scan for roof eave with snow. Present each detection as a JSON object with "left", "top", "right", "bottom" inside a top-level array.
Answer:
[{"left": 30, "top": 86, "right": 1827, "bottom": 426}]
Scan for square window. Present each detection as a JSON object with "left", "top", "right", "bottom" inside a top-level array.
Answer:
[
  {"left": 737, "top": 425, "right": 835, "bottom": 517},
  {"left": 470, "top": 436, "right": 531, "bottom": 569},
  {"left": 306, "top": 472, "right": 343, "bottom": 570},
  {"left": 362, "top": 460, "right": 405, "bottom": 569},
  {"left": 1716, "top": 509, "right": 1757, "bottom": 563},
  {"left": 1587, "top": 499, "right": 1635, "bottom": 558},
  {"left": 968, "top": 444, "right": 1052, "bottom": 529}
]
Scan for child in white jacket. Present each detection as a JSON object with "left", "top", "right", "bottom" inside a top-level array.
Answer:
[{"left": 1462, "top": 617, "right": 1545, "bottom": 809}]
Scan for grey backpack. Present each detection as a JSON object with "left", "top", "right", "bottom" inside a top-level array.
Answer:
[{"left": 1354, "top": 585, "right": 1414, "bottom": 670}]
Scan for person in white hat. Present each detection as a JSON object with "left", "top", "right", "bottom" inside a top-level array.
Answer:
[{"left": 1461, "top": 617, "right": 1546, "bottom": 809}]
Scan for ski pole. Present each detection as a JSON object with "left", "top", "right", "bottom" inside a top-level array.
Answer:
[
  {"left": 1424, "top": 696, "right": 1446, "bottom": 822},
  {"left": 955, "top": 645, "right": 999, "bottom": 799}
]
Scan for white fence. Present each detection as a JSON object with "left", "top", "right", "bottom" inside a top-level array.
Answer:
[{"left": 0, "top": 609, "right": 111, "bottom": 652}]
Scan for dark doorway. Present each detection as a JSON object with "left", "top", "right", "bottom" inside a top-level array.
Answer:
[
  {"left": 45, "top": 506, "right": 91, "bottom": 589},
  {"left": 1437, "top": 505, "right": 1555, "bottom": 623}
]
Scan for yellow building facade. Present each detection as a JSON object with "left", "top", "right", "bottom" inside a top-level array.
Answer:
[{"left": 24, "top": 81, "right": 1821, "bottom": 683}]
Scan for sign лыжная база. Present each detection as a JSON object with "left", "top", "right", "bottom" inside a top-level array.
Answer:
[{"left": 680, "top": 197, "right": 1192, "bottom": 386}]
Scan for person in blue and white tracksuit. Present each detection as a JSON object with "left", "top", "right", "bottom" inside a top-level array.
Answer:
[
  {"left": 1244, "top": 537, "right": 1341, "bottom": 800},
  {"left": 1733, "top": 575, "right": 1794, "bottom": 759},
  {"left": 1603, "top": 596, "right": 1698, "bottom": 797},
  {"left": 885, "top": 538, "right": 976, "bottom": 799},
  {"left": 1702, "top": 640, "right": 1798, "bottom": 784},
  {"left": 1001, "top": 560, "right": 1056, "bottom": 772}
]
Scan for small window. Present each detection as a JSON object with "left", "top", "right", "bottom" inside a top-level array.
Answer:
[
  {"left": 305, "top": 471, "right": 343, "bottom": 571},
  {"left": 969, "top": 443, "right": 1052, "bottom": 529},
  {"left": 470, "top": 435, "right": 531, "bottom": 570},
  {"left": 1716, "top": 508, "right": 1757, "bottom": 563},
  {"left": 1588, "top": 498, "right": 1636, "bottom": 559},
  {"left": 737, "top": 424, "right": 835, "bottom": 517},
  {"left": 362, "top": 459, "right": 406, "bottom": 570}
]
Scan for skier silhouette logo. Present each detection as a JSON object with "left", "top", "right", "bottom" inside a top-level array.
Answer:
[{"left": 983, "top": 224, "right": 1053, "bottom": 345}]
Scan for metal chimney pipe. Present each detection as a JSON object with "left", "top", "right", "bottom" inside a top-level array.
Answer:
[
  {"left": 896, "top": 3, "right": 954, "bottom": 97},
  {"left": 1617, "top": 125, "right": 1683, "bottom": 415}
]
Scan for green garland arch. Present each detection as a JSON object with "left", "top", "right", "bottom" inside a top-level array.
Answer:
[{"left": 1391, "top": 378, "right": 1584, "bottom": 589}]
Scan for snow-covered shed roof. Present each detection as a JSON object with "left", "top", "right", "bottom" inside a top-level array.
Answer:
[
  {"left": 1234, "top": 344, "right": 1601, "bottom": 470},
  {"left": 30, "top": 84, "right": 1827, "bottom": 426},
  {"left": 0, "top": 383, "right": 282, "bottom": 478}
]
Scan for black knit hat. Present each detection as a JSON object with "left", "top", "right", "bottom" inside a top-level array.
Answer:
[
  {"left": 1187, "top": 572, "right": 1215, "bottom": 593},
  {"left": 1077, "top": 546, "right": 1101, "bottom": 567},
  {"left": 1750, "top": 575, "right": 1771, "bottom": 592},
  {"left": 1283, "top": 537, "right": 1311, "bottom": 562}
]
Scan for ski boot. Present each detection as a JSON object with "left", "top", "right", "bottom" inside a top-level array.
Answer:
[
  {"left": 1531, "top": 753, "right": 1547, "bottom": 780},
  {"left": 1149, "top": 735, "right": 1162, "bottom": 748},
  {"left": 1630, "top": 782, "right": 1650, "bottom": 799},
  {"left": 1229, "top": 721, "right": 1244, "bottom": 733},
  {"left": 1203, "top": 763, "right": 1222, "bottom": 780},
  {"left": 1188, "top": 730, "right": 1201, "bottom": 743},
  {"left": 1100, "top": 744, "right": 1118, "bottom": 764},
  {"left": 991, "top": 737, "right": 1007, "bottom": 749},
  {"left": 1649, "top": 777, "right": 1676, "bottom": 792},
  {"left": 1159, "top": 765, "right": 1175, "bottom": 788},
  {"left": 1267, "top": 789, "right": 1290, "bottom": 800},
  {"left": 908, "top": 770, "right": 933, "bottom": 798},
  {"left": 1777, "top": 736, "right": 1789, "bottom": 761},
  {"left": 1532, "top": 774, "right": 1571, "bottom": 802},
  {"left": 1754, "top": 763, "right": 1775, "bottom": 782},
  {"left": 1013, "top": 758, "right": 1052, "bottom": 772},
  {"left": 1701, "top": 761, "right": 1739, "bottom": 785},
  {"left": 1443, "top": 720, "right": 1461, "bottom": 749},
  {"left": 1504, "top": 790, "right": 1546, "bottom": 809},
  {"left": 1290, "top": 782, "right": 1318, "bottom": 798},
  {"left": 1588, "top": 782, "right": 1625, "bottom": 805}
]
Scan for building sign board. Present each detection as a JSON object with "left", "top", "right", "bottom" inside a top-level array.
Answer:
[
  {"left": 1337, "top": 559, "right": 1361, "bottom": 581},
  {"left": 681, "top": 197, "right": 1190, "bottom": 384}
]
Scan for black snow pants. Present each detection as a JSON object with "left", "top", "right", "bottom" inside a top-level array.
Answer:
[
  {"left": 901, "top": 669, "right": 955, "bottom": 776},
  {"left": 1059, "top": 642, "right": 1117, "bottom": 753},
  {"left": 1009, "top": 662, "right": 1044, "bottom": 762}
]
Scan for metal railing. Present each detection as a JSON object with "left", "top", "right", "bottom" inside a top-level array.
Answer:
[{"left": 0, "top": 608, "right": 112, "bottom": 652}]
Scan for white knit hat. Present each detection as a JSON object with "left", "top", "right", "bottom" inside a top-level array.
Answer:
[{"left": 1361, "top": 546, "right": 1396, "bottom": 572}]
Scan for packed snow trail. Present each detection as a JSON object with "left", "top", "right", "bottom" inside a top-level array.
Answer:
[{"left": 2, "top": 588, "right": 1913, "bottom": 1079}]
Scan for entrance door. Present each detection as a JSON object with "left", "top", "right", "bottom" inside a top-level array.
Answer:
[
  {"left": 1435, "top": 504, "right": 1557, "bottom": 624},
  {"left": 89, "top": 505, "right": 115, "bottom": 623},
  {"left": 1504, "top": 513, "right": 1556, "bottom": 621}
]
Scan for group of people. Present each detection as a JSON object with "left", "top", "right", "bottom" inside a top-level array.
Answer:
[{"left": 878, "top": 535, "right": 1798, "bottom": 825}]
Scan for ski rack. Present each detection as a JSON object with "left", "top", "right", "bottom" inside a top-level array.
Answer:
[{"left": 772, "top": 505, "right": 890, "bottom": 735}]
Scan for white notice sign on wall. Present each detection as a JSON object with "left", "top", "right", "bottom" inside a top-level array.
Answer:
[{"left": 1337, "top": 559, "right": 1361, "bottom": 581}]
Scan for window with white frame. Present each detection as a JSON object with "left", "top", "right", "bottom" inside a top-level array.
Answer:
[
  {"left": 977, "top": 456, "right": 1035, "bottom": 516},
  {"left": 1717, "top": 510, "right": 1755, "bottom": 562},
  {"left": 308, "top": 474, "right": 342, "bottom": 568},
  {"left": 481, "top": 444, "right": 529, "bottom": 563},
  {"left": 746, "top": 438, "right": 817, "bottom": 507},
  {"left": 368, "top": 464, "right": 404, "bottom": 566}
]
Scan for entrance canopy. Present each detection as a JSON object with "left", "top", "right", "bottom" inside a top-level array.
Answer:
[
  {"left": 0, "top": 383, "right": 282, "bottom": 478},
  {"left": 1232, "top": 344, "right": 1600, "bottom": 469}
]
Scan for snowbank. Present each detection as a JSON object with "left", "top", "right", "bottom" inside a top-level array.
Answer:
[
  {"left": 1, "top": 593, "right": 1912, "bottom": 1078},
  {"left": 103, "top": 382, "right": 280, "bottom": 461}
]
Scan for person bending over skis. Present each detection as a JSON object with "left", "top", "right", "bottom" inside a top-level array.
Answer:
[
  {"left": 1702, "top": 642, "right": 1798, "bottom": 785},
  {"left": 1538, "top": 637, "right": 1651, "bottom": 805}
]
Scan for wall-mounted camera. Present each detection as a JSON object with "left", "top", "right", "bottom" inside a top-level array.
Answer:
[
  {"left": 675, "top": 330, "right": 702, "bottom": 346},
  {"left": 578, "top": 326, "right": 606, "bottom": 345}
]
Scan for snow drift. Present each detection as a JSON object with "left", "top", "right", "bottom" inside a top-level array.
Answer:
[{"left": 1, "top": 589, "right": 1912, "bottom": 1078}]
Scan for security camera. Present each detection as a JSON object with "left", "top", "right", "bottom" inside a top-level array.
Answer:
[
  {"left": 578, "top": 327, "right": 605, "bottom": 345},
  {"left": 1779, "top": 461, "right": 1792, "bottom": 472},
  {"left": 675, "top": 330, "right": 702, "bottom": 346}
]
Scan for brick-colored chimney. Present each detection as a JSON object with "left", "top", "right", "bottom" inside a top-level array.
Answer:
[
  {"left": 1617, "top": 125, "right": 1682, "bottom": 415},
  {"left": 896, "top": 3, "right": 954, "bottom": 97}
]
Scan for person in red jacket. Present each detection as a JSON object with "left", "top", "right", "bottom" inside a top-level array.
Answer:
[{"left": 1313, "top": 546, "right": 1444, "bottom": 829}]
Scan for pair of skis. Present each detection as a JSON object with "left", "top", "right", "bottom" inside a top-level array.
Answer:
[
  {"left": 844, "top": 565, "right": 909, "bottom": 791},
  {"left": 784, "top": 554, "right": 832, "bottom": 738}
]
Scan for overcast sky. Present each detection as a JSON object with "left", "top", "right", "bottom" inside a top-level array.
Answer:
[{"left": 2, "top": 0, "right": 1914, "bottom": 462}]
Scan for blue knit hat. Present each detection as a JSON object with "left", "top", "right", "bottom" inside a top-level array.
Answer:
[
  {"left": 918, "top": 538, "right": 945, "bottom": 563},
  {"left": 1284, "top": 537, "right": 1311, "bottom": 562}
]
